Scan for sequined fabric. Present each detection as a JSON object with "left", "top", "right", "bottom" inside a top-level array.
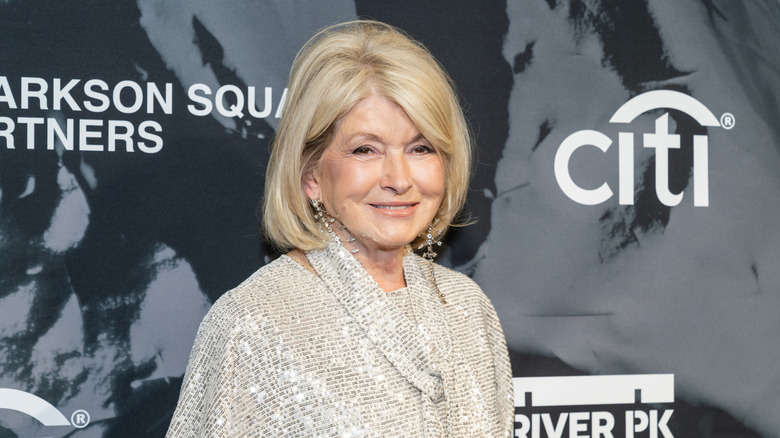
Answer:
[{"left": 166, "top": 242, "right": 513, "bottom": 437}]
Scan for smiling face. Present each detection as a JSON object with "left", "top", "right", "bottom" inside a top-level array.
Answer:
[{"left": 304, "top": 92, "right": 445, "bottom": 258}]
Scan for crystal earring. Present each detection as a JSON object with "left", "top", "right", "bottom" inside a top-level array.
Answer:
[
  {"left": 418, "top": 222, "right": 443, "bottom": 261},
  {"left": 418, "top": 222, "right": 446, "bottom": 304},
  {"left": 311, "top": 198, "right": 358, "bottom": 253},
  {"left": 311, "top": 198, "right": 336, "bottom": 241}
]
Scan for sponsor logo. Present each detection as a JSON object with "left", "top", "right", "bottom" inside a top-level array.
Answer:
[
  {"left": 0, "top": 75, "right": 285, "bottom": 153},
  {"left": 514, "top": 374, "right": 675, "bottom": 438},
  {"left": 0, "top": 388, "right": 89, "bottom": 429},
  {"left": 554, "top": 90, "right": 733, "bottom": 207}
]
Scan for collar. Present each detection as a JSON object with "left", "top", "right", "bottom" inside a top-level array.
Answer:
[{"left": 306, "top": 242, "right": 446, "bottom": 403}]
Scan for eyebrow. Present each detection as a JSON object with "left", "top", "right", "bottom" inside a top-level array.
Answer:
[{"left": 343, "top": 132, "right": 428, "bottom": 145}]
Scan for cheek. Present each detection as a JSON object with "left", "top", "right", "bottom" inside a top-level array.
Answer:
[
  {"left": 418, "top": 159, "right": 446, "bottom": 197},
  {"left": 321, "top": 165, "right": 374, "bottom": 210}
]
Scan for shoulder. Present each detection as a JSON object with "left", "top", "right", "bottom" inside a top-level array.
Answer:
[
  {"left": 430, "top": 261, "right": 479, "bottom": 288},
  {"left": 203, "top": 255, "right": 316, "bottom": 330},
  {"left": 424, "top": 258, "right": 501, "bottom": 317},
  {"left": 426, "top": 259, "right": 483, "bottom": 297}
]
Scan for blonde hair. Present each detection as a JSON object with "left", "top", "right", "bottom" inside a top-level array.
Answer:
[{"left": 263, "top": 20, "right": 472, "bottom": 251}]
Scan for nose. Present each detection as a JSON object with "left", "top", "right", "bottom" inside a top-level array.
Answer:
[{"left": 380, "top": 151, "right": 412, "bottom": 195}]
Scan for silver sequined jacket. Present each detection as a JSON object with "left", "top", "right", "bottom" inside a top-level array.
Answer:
[{"left": 166, "top": 242, "right": 514, "bottom": 437}]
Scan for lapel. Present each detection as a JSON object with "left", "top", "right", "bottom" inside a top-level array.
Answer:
[{"left": 307, "top": 243, "right": 446, "bottom": 403}]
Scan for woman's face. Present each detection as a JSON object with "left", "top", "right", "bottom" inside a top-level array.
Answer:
[{"left": 304, "top": 92, "right": 445, "bottom": 257}]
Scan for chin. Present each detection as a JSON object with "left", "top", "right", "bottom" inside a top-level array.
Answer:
[{"left": 370, "top": 237, "right": 417, "bottom": 252}]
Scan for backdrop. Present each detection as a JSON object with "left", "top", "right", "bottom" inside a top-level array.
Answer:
[{"left": 1, "top": 1, "right": 778, "bottom": 437}]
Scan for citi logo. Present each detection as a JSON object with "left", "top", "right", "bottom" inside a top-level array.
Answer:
[
  {"left": 554, "top": 90, "right": 733, "bottom": 207},
  {"left": 513, "top": 374, "right": 675, "bottom": 438},
  {"left": 0, "top": 388, "right": 90, "bottom": 429}
]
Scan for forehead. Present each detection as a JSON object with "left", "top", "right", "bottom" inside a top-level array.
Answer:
[{"left": 332, "top": 93, "right": 422, "bottom": 141}]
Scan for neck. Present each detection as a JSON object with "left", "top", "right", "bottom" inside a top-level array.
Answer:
[
  {"left": 325, "top": 215, "right": 408, "bottom": 292},
  {"left": 353, "top": 247, "right": 407, "bottom": 292}
]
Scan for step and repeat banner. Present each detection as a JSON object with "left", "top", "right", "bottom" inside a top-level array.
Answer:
[{"left": 1, "top": 1, "right": 778, "bottom": 437}]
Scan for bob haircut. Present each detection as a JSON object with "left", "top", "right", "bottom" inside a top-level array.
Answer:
[{"left": 263, "top": 20, "right": 472, "bottom": 251}]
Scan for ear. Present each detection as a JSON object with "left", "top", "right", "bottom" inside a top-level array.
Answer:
[{"left": 303, "top": 169, "right": 321, "bottom": 202}]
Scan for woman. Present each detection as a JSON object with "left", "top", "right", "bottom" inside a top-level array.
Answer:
[{"left": 166, "top": 20, "right": 513, "bottom": 437}]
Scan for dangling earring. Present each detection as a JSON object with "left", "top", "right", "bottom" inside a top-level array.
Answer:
[
  {"left": 418, "top": 222, "right": 446, "bottom": 305},
  {"left": 418, "top": 222, "right": 443, "bottom": 262},
  {"left": 311, "top": 198, "right": 358, "bottom": 253}
]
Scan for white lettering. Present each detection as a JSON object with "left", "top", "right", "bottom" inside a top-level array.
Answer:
[
  {"left": 626, "top": 410, "right": 673, "bottom": 438},
  {"left": 554, "top": 130, "right": 613, "bottom": 206},
  {"left": 542, "top": 413, "right": 567, "bottom": 438},
  {"left": 84, "top": 79, "right": 110, "bottom": 112},
  {"left": 556, "top": 90, "right": 718, "bottom": 207},
  {"left": 626, "top": 410, "right": 648, "bottom": 438},
  {"left": 693, "top": 135, "right": 709, "bottom": 206},
  {"left": 114, "top": 80, "right": 144, "bottom": 114},
  {"left": 0, "top": 76, "right": 18, "bottom": 109},
  {"left": 515, "top": 413, "right": 541, "bottom": 438},
  {"left": 515, "top": 411, "right": 622, "bottom": 438},
  {"left": 188, "top": 84, "right": 284, "bottom": 119},
  {"left": 1, "top": 116, "right": 162, "bottom": 153},
  {"left": 79, "top": 119, "right": 104, "bottom": 151},
  {"left": 275, "top": 87, "right": 287, "bottom": 118},
  {"left": 147, "top": 82, "right": 173, "bottom": 114},
  {"left": 1, "top": 76, "right": 175, "bottom": 114},
  {"left": 592, "top": 411, "right": 614, "bottom": 438},
  {"left": 53, "top": 78, "right": 81, "bottom": 111},
  {"left": 138, "top": 120, "right": 163, "bottom": 153},
  {"left": 248, "top": 86, "right": 273, "bottom": 118},
  {"left": 0, "top": 117, "right": 15, "bottom": 148},
  {"left": 188, "top": 83, "right": 212, "bottom": 116},
  {"left": 108, "top": 120, "right": 135, "bottom": 152},
  {"left": 643, "top": 114, "right": 681, "bottom": 206},
  {"left": 569, "top": 412, "right": 588, "bottom": 438},
  {"left": 215, "top": 84, "right": 245, "bottom": 118},
  {"left": 47, "top": 117, "right": 74, "bottom": 150},
  {"left": 21, "top": 77, "right": 48, "bottom": 110},
  {"left": 618, "top": 132, "right": 634, "bottom": 205},
  {"left": 17, "top": 117, "right": 44, "bottom": 149}
]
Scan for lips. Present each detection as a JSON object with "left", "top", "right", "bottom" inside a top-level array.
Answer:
[
  {"left": 369, "top": 202, "right": 419, "bottom": 216},
  {"left": 370, "top": 202, "right": 418, "bottom": 209},
  {"left": 373, "top": 205, "right": 413, "bottom": 210}
]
